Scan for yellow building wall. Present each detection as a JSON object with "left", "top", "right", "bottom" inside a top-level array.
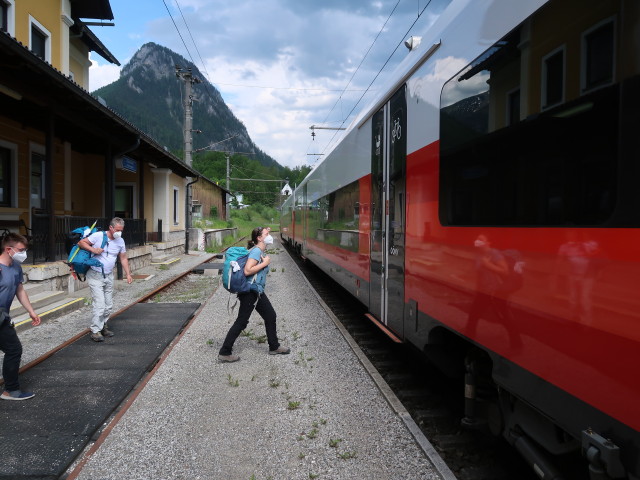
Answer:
[
  {"left": 13, "top": 0, "right": 63, "bottom": 70},
  {"left": 69, "top": 39, "right": 91, "bottom": 89}
]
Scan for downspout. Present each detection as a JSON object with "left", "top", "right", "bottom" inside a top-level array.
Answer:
[{"left": 185, "top": 176, "right": 200, "bottom": 254}]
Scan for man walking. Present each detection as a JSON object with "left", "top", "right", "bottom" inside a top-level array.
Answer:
[
  {"left": 0, "top": 233, "right": 41, "bottom": 400},
  {"left": 78, "top": 217, "right": 133, "bottom": 342}
]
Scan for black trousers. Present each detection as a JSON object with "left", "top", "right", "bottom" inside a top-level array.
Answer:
[
  {"left": 0, "top": 319, "right": 23, "bottom": 392},
  {"left": 219, "top": 292, "right": 280, "bottom": 355}
]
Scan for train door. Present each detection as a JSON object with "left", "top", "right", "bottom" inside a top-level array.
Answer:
[{"left": 370, "top": 86, "right": 407, "bottom": 336}]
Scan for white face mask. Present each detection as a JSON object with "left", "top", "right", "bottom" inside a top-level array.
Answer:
[
  {"left": 112, "top": 231, "right": 122, "bottom": 240},
  {"left": 10, "top": 248, "right": 27, "bottom": 264},
  {"left": 264, "top": 234, "right": 274, "bottom": 245},
  {"left": 474, "top": 239, "right": 486, "bottom": 248}
]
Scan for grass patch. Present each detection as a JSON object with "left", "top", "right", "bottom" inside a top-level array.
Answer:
[{"left": 227, "top": 374, "right": 239, "bottom": 387}]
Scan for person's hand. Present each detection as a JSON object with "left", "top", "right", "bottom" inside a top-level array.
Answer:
[
  {"left": 94, "top": 247, "right": 104, "bottom": 254},
  {"left": 263, "top": 255, "right": 271, "bottom": 266},
  {"left": 30, "top": 313, "right": 41, "bottom": 327},
  {"left": 126, "top": 273, "right": 133, "bottom": 284}
]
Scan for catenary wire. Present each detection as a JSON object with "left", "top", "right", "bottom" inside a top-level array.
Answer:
[
  {"left": 305, "top": 0, "right": 401, "bottom": 161},
  {"left": 317, "top": 0, "right": 435, "bottom": 161}
]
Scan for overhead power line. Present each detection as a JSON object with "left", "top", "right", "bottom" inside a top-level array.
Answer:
[{"left": 318, "top": 0, "right": 436, "bottom": 158}]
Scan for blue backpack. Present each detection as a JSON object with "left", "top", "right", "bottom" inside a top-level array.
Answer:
[
  {"left": 67, "top": 226, "right": 108, "bottom": 280},
  {"left": 222, "top": 246, "right": 260, "bottom": 294}
]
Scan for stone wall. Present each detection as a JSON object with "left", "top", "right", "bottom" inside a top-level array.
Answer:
[{"left": 203, "top": 228, "right": 237, "bottom": 250}]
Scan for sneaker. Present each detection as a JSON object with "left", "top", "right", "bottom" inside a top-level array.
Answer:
[
  {"left": 269, "top": 346, "right": 291, "bottom": 355},
  {"left": 1, "top": 390, "right": 35, "bottom": 401},
  {"left": 101, "top": 326, "right": 114, "bottom": 337},
  {"left": 90, "top": 332, "right": 105, "bottom": 342},
  {"left": 218, "top": 354, "right": 240, "bottom": 363}
]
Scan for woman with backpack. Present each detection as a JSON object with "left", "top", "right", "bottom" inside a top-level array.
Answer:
[{"left": 218, "top": 227, "right": 290, "bottom": 363}]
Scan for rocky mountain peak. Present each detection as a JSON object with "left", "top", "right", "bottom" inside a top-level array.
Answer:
[{"left": 94, "top": 43, "right": 278, "bottom": 168}]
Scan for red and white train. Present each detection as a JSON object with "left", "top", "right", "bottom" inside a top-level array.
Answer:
[{"left": 281, "top": 0, "right": 639, "bottom": 478}]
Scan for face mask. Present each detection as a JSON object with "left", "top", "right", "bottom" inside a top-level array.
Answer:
[
  {"left": 112, "top": 231, "right": 122, "bottom": 240},
  {"left": 264, "top": 234, "right": 274, "bottom": 245},
  {"left": 10, "top": 248, "right": 27, "bottom": 264},
  {"left": 474, "top": 240, "right": 486, "bottom": 248}
]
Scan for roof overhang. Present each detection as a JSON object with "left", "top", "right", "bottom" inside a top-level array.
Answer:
[
  {"left": 0, "top": 31, "right": 198, "bottom": 178},
  {"left": 71, "top": 21, "right": 120, "bottom": 65},
  {"left": 70, "top": 0, "right": 114, "bottom": 21}
]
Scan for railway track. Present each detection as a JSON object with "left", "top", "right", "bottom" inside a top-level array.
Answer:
[{"left": 283, "top": 244, "right": 590, "bottom": 480}]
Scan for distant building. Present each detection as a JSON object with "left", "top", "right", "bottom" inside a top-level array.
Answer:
[{"left": 281, "top": 183, "right": 293, "bottom": 196}]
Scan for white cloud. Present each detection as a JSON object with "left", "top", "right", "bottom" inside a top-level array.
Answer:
[
  {"left": 88, "top": 55, "right": 121, "bottom": 92},
  {"left": 92, "top": 0, "right": 452, "bottom": 168}
]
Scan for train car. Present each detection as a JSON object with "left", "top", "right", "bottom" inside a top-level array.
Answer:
[{"left": 281, "top": 0, "right": 640, "bottom": 478}]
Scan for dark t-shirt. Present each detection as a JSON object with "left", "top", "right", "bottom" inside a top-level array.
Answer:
[{"left": 0, "top": 261, "right": 23, "bottom": 312}]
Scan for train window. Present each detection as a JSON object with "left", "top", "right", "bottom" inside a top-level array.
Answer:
[
  {"left": 312, "top": 180, "right": 360, "bottom": 252},
  {"left": 438, "top": 0, "right": 633, "bottom": 227}
]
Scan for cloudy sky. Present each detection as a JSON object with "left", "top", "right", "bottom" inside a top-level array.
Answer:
[{"left": 89, "top": 0, "right": 450, "bottom": 168}]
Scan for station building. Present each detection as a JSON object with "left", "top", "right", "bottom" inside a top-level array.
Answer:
[{"left": 0, "top": 0, "right": 228, "bottom": 291}]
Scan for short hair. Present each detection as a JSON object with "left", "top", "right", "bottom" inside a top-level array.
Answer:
[
  {"left": 2, "top": 232, "right": 29, "bottom": 250},
  {"left": 110, "top": 217, "right": 125, "bottom": 228}
]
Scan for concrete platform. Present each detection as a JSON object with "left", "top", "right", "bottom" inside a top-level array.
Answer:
[{"left": 67, "top": 241, "right": 453, "bottom": 480}]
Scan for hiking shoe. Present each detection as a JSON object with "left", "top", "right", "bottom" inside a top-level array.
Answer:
[
  {"left": 90, "top": 332, "right": 105, "bottom": 342},
  {"left": 1, "top": 390, "right": 35, "bottom": 401},
  {"left": 218, "top": 354, "right": 240, "bottom": 363},
  {"left": 101, "top": 326, "right": 114, "bottom": 337},
  {"left": 269, "top": 346, "right": 291, "bottom": 355}
]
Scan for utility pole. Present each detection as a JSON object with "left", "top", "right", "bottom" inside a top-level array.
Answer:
[
  {"left": 226, "top": 153, "right": 230, "bottom": 220},
  {"left": 176, "top": 65, "right": 201, "bottom": 166},
  {"left": 176, "top": 65, "right": 201, "bottom": 254}
]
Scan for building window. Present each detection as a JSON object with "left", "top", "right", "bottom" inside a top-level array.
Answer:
[
  {"left": 0, "top": 146, "right": 11, "bottom": 207},
  {"left": 542, "top": 47, "right": 565, "bottom": 109},
  {"left": 1, "top": 1, "right": 7, "bottom": 33},
  {"left": 29, "top": 17, "right": 50, "bottom": 62},
  {"left": 582, "top": 19, "right": 614, "bottom": 92},
  {"left": 30, "top": 151, "right": 46, "bottom": 211},
  {"left": 115, "top": 185, "right": 134, "bottom": 219},
  {"left": 173, "top": 187, "right": 179, "bottom": 225},
  {"left": 0, "top": 0, "right": 13, "bottom": 35}
]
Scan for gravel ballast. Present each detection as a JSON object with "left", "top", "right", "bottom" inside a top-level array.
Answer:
[{"left": 11, "top": 243, "right": 445, "bottom": 479}]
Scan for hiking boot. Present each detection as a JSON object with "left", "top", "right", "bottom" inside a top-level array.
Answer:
[
  {"left": 90, "top": 332, "right": 105, "bottom": 342},
  {"left": 101, "top": 326, "right": 114, "bottom": 337},
  {"left": 218, "top": 354, "right": 240, "bottom": 363},
  {"left": 1, "top": 390, "right": 35, "bottom": 401},
  {"left": 268, "top": 346, "right": 290, "bottom": 355}
]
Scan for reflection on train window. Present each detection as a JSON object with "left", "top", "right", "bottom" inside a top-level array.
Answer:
[
  {"left": 311, "top": 180, "right": 359, "bottom": 252},
  {"left": 542, "top": 47, "right": 565, "bottom": 109},
  {"left": 437, "top": 0, "right": 635, "bottom": 227},
  {"left": 582, "top": 18, "right": 614, "bottom": 92}
]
